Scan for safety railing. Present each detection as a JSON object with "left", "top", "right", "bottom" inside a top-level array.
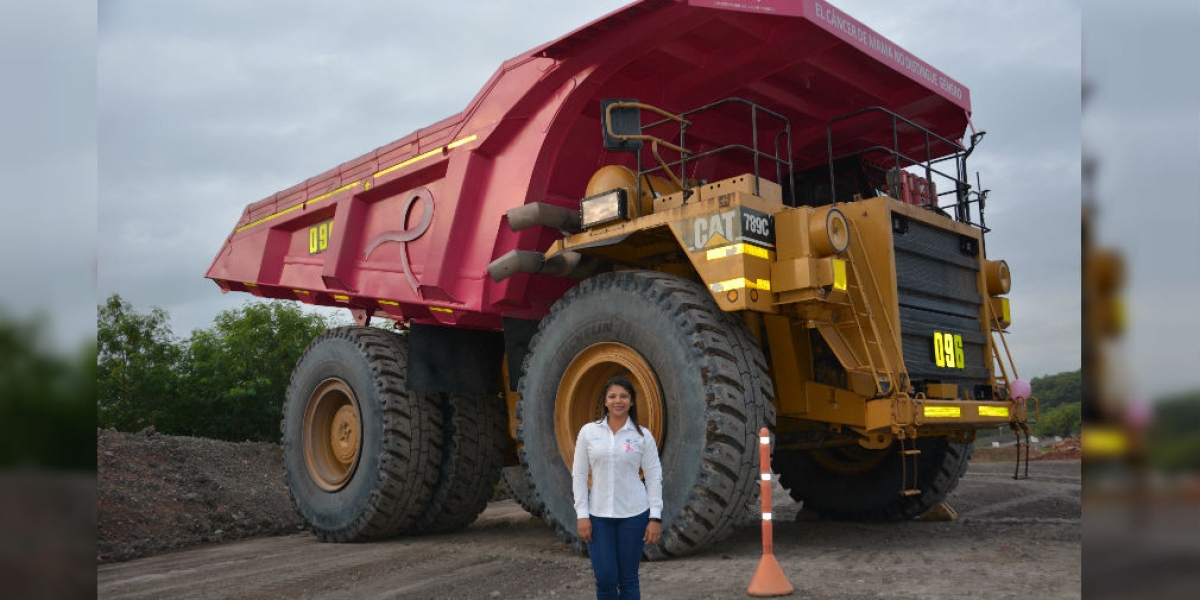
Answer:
[
  {"left": 825, "top": 106, "right": 989, "bottom": 231},
  {"left": 608, "top": 97, "right": 794, "bottom": 204}
]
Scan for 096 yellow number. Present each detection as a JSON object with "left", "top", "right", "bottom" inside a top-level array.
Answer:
[
  {"left": 308, "top": 220, "right": 333, "bottom": 254},
  {"left": 932, "top": 332, "right": 964, "bottom": 369}
]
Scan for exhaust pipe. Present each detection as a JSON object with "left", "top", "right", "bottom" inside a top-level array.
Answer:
[
  {"left": 487, "top": 250, "right": 599, "bottom": 282},
  {"left": 506, "top": 203, "right": 582, "bottom": 233}
]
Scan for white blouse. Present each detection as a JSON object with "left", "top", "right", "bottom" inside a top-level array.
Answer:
[{"left": 572, "top": 418, "right": 663, "bottom": 520}]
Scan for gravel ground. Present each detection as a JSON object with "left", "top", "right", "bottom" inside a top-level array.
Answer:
[
  {"left": 1, "top": 469, "right": 95, "bottom": 600},
  {"left": 97, "top": 427, "right": 304, "bottom": 563},
  {"left": 96, "top": 427, "right": 1078, "bottom": 564},
  {"left": 99, "top": 460, "right": 1084, "bottom": 600}
]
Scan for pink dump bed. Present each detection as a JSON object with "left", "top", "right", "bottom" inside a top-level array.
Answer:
[{"left": 206, "top": 0, "right": 971, "bottom": 330}]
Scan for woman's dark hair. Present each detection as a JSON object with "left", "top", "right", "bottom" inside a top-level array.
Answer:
[{"left": 597, "top": 375, "right": 644, "bottom": 437}]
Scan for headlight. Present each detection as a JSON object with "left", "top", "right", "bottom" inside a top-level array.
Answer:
[{"left": 580, "top": 188, "right": 628, "bottom": 229}]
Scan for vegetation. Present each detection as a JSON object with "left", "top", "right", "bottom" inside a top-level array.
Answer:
[
  {"left": 1034, "top": 401, "right": 1081, "bottom": 438},
  {"left": 97, "top": 295, "right": 181, "bottom": 433},
  {"left": 1028, "top": 369, "right": 1080, "bottom": 412},
  {"left": 0, "top": 313, "right": 96, "bottom": 469},
  {"left": 1147, "top": 390, "right": 1200, "bottom": 473},
  {"left": 97, "top": 294, "right": 338, "bottom": 442},
  {"left": 174, "top": 301, "right": 332, "bottom": 441},
  {"left": 1028, "top": 370, "right": 1081, "bottom": 437},
  {"left": 1021, "top": 369, "right": 1199, "bottom": 474}
]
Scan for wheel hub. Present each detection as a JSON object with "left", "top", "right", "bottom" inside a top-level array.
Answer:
[
  {"left": 303, "top": 379, "right": 362, "bottom": 491},
  {"left": 554, "top": 342, "right": 664, "bottom": 469},
  {"left": 331, "top": 405, "right": 360, "bottom": 465}
]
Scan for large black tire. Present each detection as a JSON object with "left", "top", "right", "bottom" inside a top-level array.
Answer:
[
  {"left": 411, "top": 392, "right": 508, "bottom": 534},
  {"left": 281, "top": 326, "right": 442, "bottom": 541},
  {"left": 516, "top": 271, "right": 775, "bottom": 559},
  {"left": 773, "top": 437, "right": 973, "bottom": 521},
  {"left": 502, "top": 465, "right": 545, "bottom": 518}
]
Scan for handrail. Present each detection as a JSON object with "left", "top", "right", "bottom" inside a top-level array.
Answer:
[
  {"left": 605, "top": 101, "right": 692, "bottom": 192},
  {"left": 634, "top": 97, "right": 794, "bottom": 202},
  {"left": 825, "top": 105, "right": 988, "bottom": 229},
  {"left": 989, "top": 307, "right": 1020, "bottom": 386}
]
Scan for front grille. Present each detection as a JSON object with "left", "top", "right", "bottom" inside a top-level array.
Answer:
[{"left": 893, "top": 216, "right": 989, "bottom": 396}]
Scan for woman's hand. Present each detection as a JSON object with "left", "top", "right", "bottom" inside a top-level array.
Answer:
[
  {"left": 577, "top": 518, "right": 592, "bottom": 543},
  {"left": 644, "top": 520, "right": 661, "bottom": 544}
]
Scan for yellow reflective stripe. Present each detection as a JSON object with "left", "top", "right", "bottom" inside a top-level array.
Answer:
[
  {"left": 978, "top": 406, "right": 1010, "bottom": 417},
  {"left": 373, "top": 134, "right": 478, "bottom": 178},
  {"left": 292, "top": 289, "right": 309, "bottom": 295},
  {"left": 235, "top": 134, "right": 476, "bottom": 233},
  {"left": 709, "top": 277, "right": 771, "bottom": 292},
  {"left": 923, "top": 406, "right": 961, "bottom": 418},
  {"left": 446, "top": 134, "right": 478, "bottom": 150},
  {"left": 235, "top": 181, "right": 362, "bottom": 233},
  {"left": 430, "top": 307, "right": 453, "bottom": 313},
  {"left": 243, "top": 282, "right": 257, "bottom": 287},
  {"left": 378, "top": 300, "right": 399, "bottom": 306},
  {"left": 236, "top": 202, "right": 307, "bottom": 232},
  {"left": 833, "top": 259, "right": 847, "bottom": 291},
  {"left": 333, "top": 294, "right": 350, "bottom": 302},
  {"left": 309, "top": 181, "right": 362, "bottom": 205},
  {"left": 373, "top": 146, "right": 444, "bottom": 179},
  {"left": 706, "top": 243, "right": 770, "bottom": 261},
  {"left": 1084, "top": 427, "right": 1129, "bottom": 455}
]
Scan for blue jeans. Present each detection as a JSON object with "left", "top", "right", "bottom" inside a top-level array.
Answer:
[{"left": 588, "top": 510, "right": 648, "bottom": 600}]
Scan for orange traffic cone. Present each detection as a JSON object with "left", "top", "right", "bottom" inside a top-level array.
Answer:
[
  {"left": 748, "top": 552, "right": 794, "bottom": 597},
  {"left": 747, "top": 428, "right": 794, "bottom": 597}
]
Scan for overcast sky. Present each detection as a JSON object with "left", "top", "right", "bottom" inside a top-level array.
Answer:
[
  {"left": 4, "top": 1, "right": 1196, "bottom": 399},
  {"left": 0, "top": 0, "right": 95, "bottom": 352},
  {"left": 1083, "top": 0, "right": 1200, "bottom": 401}
]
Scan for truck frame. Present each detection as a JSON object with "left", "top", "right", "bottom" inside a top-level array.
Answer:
[{"left": 207, "top": 0, "right": 1032, "bottom": 558}]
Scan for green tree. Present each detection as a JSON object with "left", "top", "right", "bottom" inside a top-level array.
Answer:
[
  {"left": 175, "top": 301, "right": 331, "bottom": 441},
  {"left": 1147, "top": 391, "right": 1200, "bottom": 473},
  {"left": 1028, "top": 370, "right": 1081, "bottom": 412},
  {"left": 0, "top": 312, "right": 97, "bottom": 469},
  {"left": 97, "top": 294, "right": 182, "bottom": 431},
  {"left": 1034, "top": 401, "right": 1081, "bottom": 438}
]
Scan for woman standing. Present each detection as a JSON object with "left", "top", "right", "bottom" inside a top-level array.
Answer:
[{"left": 573, "top": 375, "right": 664, "bottom": 600}]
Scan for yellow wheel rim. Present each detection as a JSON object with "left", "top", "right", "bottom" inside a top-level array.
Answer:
[
  {"left": 303, "top": 379, "right": 362, "bottom": 491},
  {"left": 554, "top": 342, "right": 664, "bottom": 470}
]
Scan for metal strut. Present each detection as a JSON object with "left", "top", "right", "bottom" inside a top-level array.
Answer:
[
  {"left": 1009, "top": 420, "right": 1031, "bottom": 480},
  {"left": 897, "top": 428, "right": 921, "bottom": 497}
]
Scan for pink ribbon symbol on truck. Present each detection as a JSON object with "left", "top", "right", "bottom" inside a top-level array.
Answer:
[{"left": 364, "top": 187, "right": 434, "bottom": 295}]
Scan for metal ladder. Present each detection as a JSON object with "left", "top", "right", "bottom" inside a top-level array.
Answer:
[
  {"left": 897, "top": 427, "right": 922, "bottom": 496},
  {"left": 835, "top": 220, "right": 904, "bottom": 397},
  {"left": 842, "top": 220, "right": 921, "bottom": 496}
]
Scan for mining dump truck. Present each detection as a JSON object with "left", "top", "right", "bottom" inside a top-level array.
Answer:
[{"left": 207, "top": 0, "right": 1032, "bottom": 558}]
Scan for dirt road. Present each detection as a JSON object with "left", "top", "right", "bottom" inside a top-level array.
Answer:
[{"left": 97, "top": 460, "right": 1080, "bottom": 600}]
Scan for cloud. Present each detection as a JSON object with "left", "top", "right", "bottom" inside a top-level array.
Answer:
[
  {"left": 94, "top": 1, "right": 1095, "bottom": 392},
  {"left": 1084, "top": 0, "right": 1200, "bottom": 398},
  {"left": 97, "top": 0, "right": 632, "bottom": 334},
  {"left": 0, "top": 0, "right": 97, "bottom": 349}
]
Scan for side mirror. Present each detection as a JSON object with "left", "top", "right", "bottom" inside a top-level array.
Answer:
[{"left": 601, "top": 98, "right": 643, "bottom": 152}]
